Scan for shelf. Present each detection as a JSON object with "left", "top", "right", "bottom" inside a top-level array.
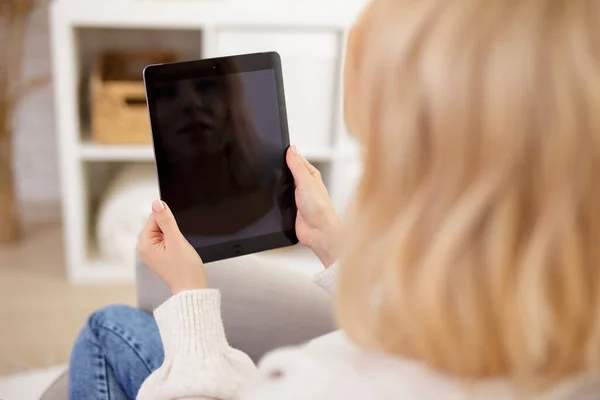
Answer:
[
  {"left": 296, "top": 147, "right": 348, "bottom": 162},
  {"left": 53, "top": 0, "right": 357, "bottom": 30},
  {"left": 78, "top": 140, "right": 354, "bottom": 162},
  {"left": 79, "top": 142, "right": 155, "bottom": 161}
]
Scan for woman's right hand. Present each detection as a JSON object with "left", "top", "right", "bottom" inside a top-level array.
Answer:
[{"left": 286, "top": 146, "right": 341, "bottom": 267}]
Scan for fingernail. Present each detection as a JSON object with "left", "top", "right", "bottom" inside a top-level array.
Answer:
[
  {"left": 292, "top": 145, "right": 300, "bottom": 155},
  {"left": 152, "top": 200, "right": 165, "bottom": 213}
]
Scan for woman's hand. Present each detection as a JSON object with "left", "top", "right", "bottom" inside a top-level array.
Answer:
[
  {"left": 287, "top": 146, "right": 341, "bottom": 267},
  {"left": 138, "top": 200, "right": 208, "bottom": 294}
]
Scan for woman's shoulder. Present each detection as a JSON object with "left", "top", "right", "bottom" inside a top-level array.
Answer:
[
  {"left": 240, "top": 333, "right": 600, "bottom": 400},
  {"left": 238, "top": 332, "right": 468, "bottom": 400}
]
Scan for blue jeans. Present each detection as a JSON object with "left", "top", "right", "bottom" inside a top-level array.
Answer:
[{"left": 68, "top": 305, "right": 164, "bottom": 400}]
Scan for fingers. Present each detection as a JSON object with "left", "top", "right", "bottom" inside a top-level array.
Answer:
[
  {"left": 151, "top": 200, "right": 182, "bottom": 240},
  {"left": 300, "top": 155, "right": 321, "bottom": 178},
  {"left": 138, "top": 213, "right": 160, "bottom": 256},
  {"left": 286, "top": 145, "right": 313, "bottom": 185},
  {"left": 142, "top": 212, "right": 160, "bottom": 236}
]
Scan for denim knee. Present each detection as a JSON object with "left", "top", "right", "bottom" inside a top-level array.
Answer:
[
  {"left": 71, "top": 305, "right": 161, "bottom": 400},
  {"left": 88, "top": 305, "right": 142, "bottom": 331}
]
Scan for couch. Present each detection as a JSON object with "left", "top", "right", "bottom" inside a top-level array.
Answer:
[{"left": 40, "top": 254, "right": 335, "bottom": 399}]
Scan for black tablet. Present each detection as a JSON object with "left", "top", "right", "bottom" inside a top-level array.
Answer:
[{"left": 144, "top": 52, "right": 298, "bottom": 263}]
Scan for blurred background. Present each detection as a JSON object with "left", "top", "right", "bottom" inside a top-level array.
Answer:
[{"left": 0, "top": 0, "right": 366, "bottom": 397}]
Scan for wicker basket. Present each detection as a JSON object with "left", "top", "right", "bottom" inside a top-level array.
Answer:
[{"left": 90, "top": 51, "right": 176, "bottom": 145}]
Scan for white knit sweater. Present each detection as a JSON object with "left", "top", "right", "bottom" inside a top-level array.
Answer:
[{"left": 137, "top": 265, "right": 599, "bottom": 400}]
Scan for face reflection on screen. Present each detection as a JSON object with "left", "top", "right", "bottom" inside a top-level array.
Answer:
[
  {"left": 156, "top": 76, "right": 236, "bottom": 156},
  {"left": 153, "top": 69, "right": 295, "bottom": 247}
]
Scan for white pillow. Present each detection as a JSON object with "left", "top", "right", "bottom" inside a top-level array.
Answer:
[{"left": 96, "top": 164, "right": 159, "bottom": 270}]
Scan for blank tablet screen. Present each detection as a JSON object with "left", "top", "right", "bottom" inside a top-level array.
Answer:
[{"left": 150, "top": 67, "right": 296, "bottom": 249}]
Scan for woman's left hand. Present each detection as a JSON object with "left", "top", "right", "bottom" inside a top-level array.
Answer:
[{"left": 138, "top": 200, "right": 208, "bottom": 295}]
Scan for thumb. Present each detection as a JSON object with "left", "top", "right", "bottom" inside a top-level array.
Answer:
[
  {"left": 152, "top": 200, "right": 181, "bottom": 239},
  {"left": 286, "top": 146, "right": 311, "bottom": 185}
]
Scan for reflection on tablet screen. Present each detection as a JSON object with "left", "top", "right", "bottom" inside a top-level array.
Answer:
[{"left": 153, "top": 69, "right": 294, "bottom": 248}]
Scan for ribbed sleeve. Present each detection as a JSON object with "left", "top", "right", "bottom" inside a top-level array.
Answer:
[
  {"left": 137, "top": 289, "right": 257, "bottom": 400},
  {"left": 312, "top": 262, "right": 339, "bottom": 293},
  {"left": 153, "top": 289, "right": 228, "bottom": 359}
]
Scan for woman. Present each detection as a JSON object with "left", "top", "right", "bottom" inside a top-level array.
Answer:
[{"left": 70, "top": 0, "right": 600, "bottom": 398}]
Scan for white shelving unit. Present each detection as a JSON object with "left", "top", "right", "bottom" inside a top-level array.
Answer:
[
  {"left": 50, "top": 0, "right": 361, "bottom": 283},
  {"left": 78, "top": 140, "right": 354, "bottom": 163}
]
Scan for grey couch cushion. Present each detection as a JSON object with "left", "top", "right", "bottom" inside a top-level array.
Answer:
[{"left": 137, "top": 254, "right": 335, "bottom": 362}]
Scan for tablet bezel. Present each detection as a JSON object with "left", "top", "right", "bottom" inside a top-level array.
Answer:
[{"left": 144, "top": 52, "right": 298, "bottom": 263}]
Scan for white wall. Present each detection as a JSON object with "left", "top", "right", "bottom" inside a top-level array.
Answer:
[{"left": 14, "top": 0, "right": 369, "bottom": 222}]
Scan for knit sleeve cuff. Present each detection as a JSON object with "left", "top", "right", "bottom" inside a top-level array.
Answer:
[
  {"left": 312, "top": 261, "right": 339, "bottom": 293},
  {"left": 153, "top": 289, "right": 228, "bottom": 359}
]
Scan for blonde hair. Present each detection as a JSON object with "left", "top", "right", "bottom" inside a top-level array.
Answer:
[{"left": 337, "top": 0, "right": 600, "bottom": 390}]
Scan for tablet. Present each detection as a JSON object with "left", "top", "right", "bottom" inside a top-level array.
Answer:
[{"left": 144, "top": 52, "right": 298, "bottom": 263}]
